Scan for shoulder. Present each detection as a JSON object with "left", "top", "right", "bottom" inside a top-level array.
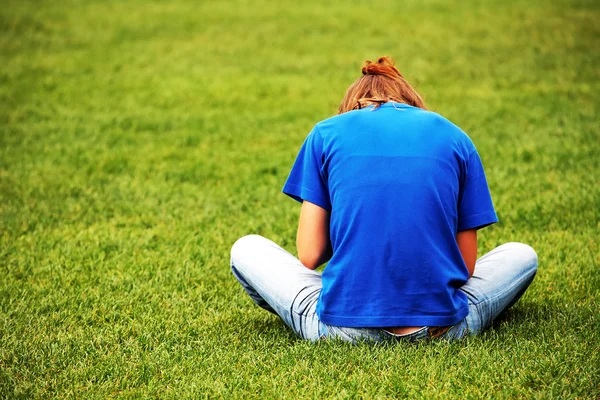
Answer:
[
  {"left": 424, "top": 110, "right": 470, "bottom": 137},
  {"left": 307, "top": 109, "right": 365, "bottom": 148},
  {"left": 314, "top": 108, "right": 363, "bottom": 132},
  {"left": 422, "top": 110, "right": 477, "bottom": 153}
]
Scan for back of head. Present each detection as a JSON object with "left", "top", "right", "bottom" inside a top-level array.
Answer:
[{"left": 338, "top": 56, "right": 426, "bottom": 114}]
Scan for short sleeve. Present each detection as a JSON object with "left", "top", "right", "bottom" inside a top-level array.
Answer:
[
  {"left": 457, "top": 150, "right": 498, "bottom": 231},
  {"left": 282, "top": 126, "right": 331, "bottom": 211}
]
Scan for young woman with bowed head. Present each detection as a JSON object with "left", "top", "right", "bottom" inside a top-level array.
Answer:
[{"left": 230, "top": 57, "right": 538, "bottom": 343}]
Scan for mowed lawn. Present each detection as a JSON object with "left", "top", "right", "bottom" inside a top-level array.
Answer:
[{"left": 1, "top": 0, "right": 599, "bottom": 398}]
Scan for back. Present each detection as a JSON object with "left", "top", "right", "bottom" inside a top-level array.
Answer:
[{"left": 283, "top": 102, "right": 497, "bottom": 327}]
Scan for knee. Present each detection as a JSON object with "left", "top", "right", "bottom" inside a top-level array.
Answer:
[
  {"left": 504, "top": 242, "right": 538, "bottom": 276},
  {"left": 231, "top": 234, "right": 267, "bottom": 266}
]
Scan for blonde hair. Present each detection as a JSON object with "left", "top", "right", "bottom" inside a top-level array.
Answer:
[{"left": 338, "top": 56, "right": 426, "bottom": 114}]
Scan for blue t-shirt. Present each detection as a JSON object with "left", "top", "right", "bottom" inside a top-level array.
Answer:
[{"left": 283, "top": 102, "right": 498, "bottom": 327}]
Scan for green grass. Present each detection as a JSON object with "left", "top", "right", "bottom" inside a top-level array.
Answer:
[{"left": 1, "top": 0, "right": 599, "bottom": 398}]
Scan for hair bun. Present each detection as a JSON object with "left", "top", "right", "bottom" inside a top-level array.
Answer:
[{"left": 361, "top": 56, "right": 400, "bottom": 78}]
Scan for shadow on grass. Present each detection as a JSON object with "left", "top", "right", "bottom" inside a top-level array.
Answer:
[
  {"left": 228, "top": 298, "right": 596, "bottom": 348},
  {"left": 248, "top": 314, "right": 297, "bottom": 339},
  {"left": 488, "top": 299, "right": 597, "bottom": 341}
]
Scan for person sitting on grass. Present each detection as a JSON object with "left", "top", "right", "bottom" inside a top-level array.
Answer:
[{"left": 230, "top": 56, "right": 538, "bottom": 343}]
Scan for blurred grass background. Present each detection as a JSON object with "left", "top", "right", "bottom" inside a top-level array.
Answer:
[{"left": 1, "top": 0, "right": 599, "bottom": 398}]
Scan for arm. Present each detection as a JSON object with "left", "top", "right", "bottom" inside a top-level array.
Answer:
[
  {"left": 296, "top": 200, "right": 332, "bottom": 270},
  {"left": 457, "top": 229, "right": 477, "bottom": 278}
]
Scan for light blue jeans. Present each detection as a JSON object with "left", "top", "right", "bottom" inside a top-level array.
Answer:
[{"left": 230, "top": 235, "right": 538, "bottom": 343}]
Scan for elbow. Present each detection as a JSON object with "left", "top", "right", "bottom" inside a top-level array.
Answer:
[
  {"left": 298, "top": 252, "right": 320, "bottom": 270},
  {"left": 297, "top": 238, "right": 321, "bottom": 270},
  {"left": 467, "top": 263, "right": 475, "bottom": 279}
]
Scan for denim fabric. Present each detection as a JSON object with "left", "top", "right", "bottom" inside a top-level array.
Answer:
[{"left": 230, "top": 235, "right": 537, "bottom": 343}]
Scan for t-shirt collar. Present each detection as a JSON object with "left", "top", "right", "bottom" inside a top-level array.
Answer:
[{"left": 380, "top": 101, "right": 413, "bottom": 109}]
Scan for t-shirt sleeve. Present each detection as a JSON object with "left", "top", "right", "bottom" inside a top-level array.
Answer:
[
  {"left": 282, "top": 126, "right": 331, "bottom": 211},
  {"left": 457, "top": 150, "right": 498, "bottom": 231}
]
